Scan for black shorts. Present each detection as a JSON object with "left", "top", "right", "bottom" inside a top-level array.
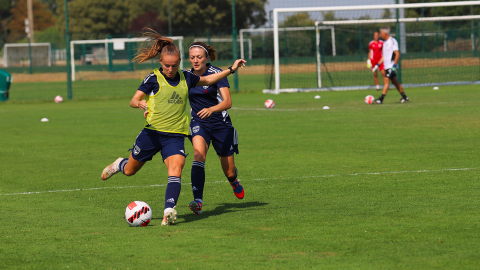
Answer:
[
  {"left": 131, "top": 129, "right": 186, "bottom": 162},
  {"left": 386, "top": 68, "right": 397, "bottom": 79},
  {"left": 189, "top": 122, "right": 239, "bottom": 157}
]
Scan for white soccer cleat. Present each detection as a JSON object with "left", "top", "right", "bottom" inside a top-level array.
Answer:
[
  {"left": 161, "top": 207, "right": 177, "bottom": 226},
  {"left": 101, "top": 157, "right": 123, "bottom": 180}
]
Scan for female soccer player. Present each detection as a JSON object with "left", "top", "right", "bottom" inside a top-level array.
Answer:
[
  {"left": 100, "top": 29, "right": 246, "bottom": 226},
  {"left": 186, "top": 42, "right": 243, "bottom": 216}
]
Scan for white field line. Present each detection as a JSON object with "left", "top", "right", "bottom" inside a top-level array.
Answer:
[
  {"left": 1, "top": 167, "right": 478, "bottom": 196},
  {"left": 230, "top": 100, "right": 480, "bottom": 111}
]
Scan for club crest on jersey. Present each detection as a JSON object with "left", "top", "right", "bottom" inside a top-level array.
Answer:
[
  {"left": 192, "top": 126, "right": 200, "bottom": 133},
  {"left": 168, "top": 91, "right": 183, "bottom": 104},
  {"left": 133, "top": 145, "right": 141, "bottom": 155}
]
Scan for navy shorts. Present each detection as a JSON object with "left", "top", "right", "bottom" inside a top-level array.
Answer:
[
  {"left": 131, "top": 129, "right": 187, "bottom": 162},
  {"left": 189, "top": 122, "right": 239, "bottom": 157},
  {"left": 386, "top": 68, "right": 397, "bottom": 78}
]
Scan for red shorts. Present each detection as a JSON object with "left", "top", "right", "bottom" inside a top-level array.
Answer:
[{"left": 371, "top": 61, "right": 384, "bottom": 71}]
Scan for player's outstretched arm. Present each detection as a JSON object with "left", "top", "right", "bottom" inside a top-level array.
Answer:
[{"left": 196, "top": 59, "right": 246, "bottom": 87}]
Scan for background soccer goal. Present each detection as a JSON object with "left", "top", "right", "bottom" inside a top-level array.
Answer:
[
  {"left": 239, "top": 26, "right": 335, "bottom": 91},
  {"left": 266, "top": 1, "right": 480, "bottom": 94},
  {"left": 3, "top": 43, "right": 51, "bottom": 68}
]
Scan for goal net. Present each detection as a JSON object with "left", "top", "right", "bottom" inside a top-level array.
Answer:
[
  {"left": 3, "top": 43, "right": 51, "bottom": 67},
  {"left": 265, "top": 1, "right": 480, "bottom": 93},
  {"left": 239, "top": 27, "right": 335, "bottom": 91},
  {"left": 70, "top": 36, "right": 184, "bottom": 81}
]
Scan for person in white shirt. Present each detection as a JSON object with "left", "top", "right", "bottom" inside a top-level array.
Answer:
[{"left": 372, "top": 27, "right": 409, "bottom": 104}]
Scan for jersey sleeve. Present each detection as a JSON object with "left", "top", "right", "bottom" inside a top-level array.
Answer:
[
  {"left": 217, "top": 77, "right": 230, "bottom": 89},
  {"left": 138, "top": 73, "right": 157, "bottom": 94},
  {"left": 183, "top": 70, "right": 200, "bottom": 90}
]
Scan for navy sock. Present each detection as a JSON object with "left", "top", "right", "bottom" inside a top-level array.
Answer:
[
  {"left": 119, "top": 158, "right": 128, "bottom": 175},
  {"left": 379, "top": 94, "right": 386, "bottom": 101},
  {"left": 165, "top": 176, "right": 181, "bottom": 210},
  {"left": 401, "top": 92, "right": 407, "bottom": 99},
  {"left": 227, "top": 167, "right": 238, "bottom": 183},
  {"left": 191, "top": 161, "right": 205, "bottom": 201}
]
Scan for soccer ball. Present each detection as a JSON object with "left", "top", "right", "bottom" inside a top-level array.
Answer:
[
  {"left": 364, "top": 95, "right": 375, "bottom": 104},
  {"left": 54, "top": 95, "right": 63, "bottom": 103},
  {"left": 125, "top": 201, "right": 152, "bottom": 227},
  {"left": 264, "top": 99, "right": 275, "bottom": 109},
  {"left": 366, "top": 59, "right": 372, "bottom": 69}
]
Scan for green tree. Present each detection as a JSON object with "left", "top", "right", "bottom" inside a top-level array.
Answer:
[
  {"left": 35, "top": 26, "right": 65, "bottom": 48},
  {"left": 56, "top": 0, "right": 129, "bottom": 39},
  {"left": 7, "top": 0, "right": 55, "bottom": 42},
  {"left": 280, "top": 13, "right": 314, "bottom": 27},
  {"left": 158, "top": 0, "right": 267, "bottom": 34}
]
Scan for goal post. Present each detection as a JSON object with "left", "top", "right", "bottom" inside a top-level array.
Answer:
[
  {"left": 3, "top": 43, "right": 51, "bottom": 67},
  {"left": 70, "top": 36, "right": 184, "bottom": 81},
  {"left": 239, "top": 26, "right": 336, "bottom": 61},
  {"left": 268, "top": 1, "right": 480, "bottom": 94},
  {"left": 193, "top": 38, "right": 253, "bottom": 60}
]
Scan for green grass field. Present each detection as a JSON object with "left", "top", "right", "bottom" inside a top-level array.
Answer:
[
  {"left": 5, "top": 62, "right": 480, "bottom": 102},
  {"left": 1, "top": 84, "right": 480, "bottom": 269}
]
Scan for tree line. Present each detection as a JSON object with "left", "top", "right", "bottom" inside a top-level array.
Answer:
[{"left": 0, "top": 0, "right": 267, "bottom": 47}]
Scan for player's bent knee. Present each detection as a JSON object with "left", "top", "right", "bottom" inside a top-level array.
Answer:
[{"left": 193, "top": 153, "right": 206, "bottom": 162}]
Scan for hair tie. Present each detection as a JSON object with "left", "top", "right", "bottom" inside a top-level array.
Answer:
[{"left": 189, "top": 45, "right": 209, "bottom": 56}]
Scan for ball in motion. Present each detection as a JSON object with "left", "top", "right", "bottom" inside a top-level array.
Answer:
[
  {"left": 54, "top": 95, "right": 63, "bottom": 103},
  {"left": 125, "top": 201, "right": 152, "bottom": 227},
  {"left": 264, "top": 99, "right": 275, "bottom": 109},
  {"left": 364, "top": 95, "right": 375, "bottom": 104}
]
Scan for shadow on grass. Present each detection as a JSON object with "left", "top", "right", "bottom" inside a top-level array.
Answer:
[
  {"left": 180, "top": 201, "right": 268, "bottom": 224},
  {"left": 151, "top": 201, "right": 268, "bottom": 224}
]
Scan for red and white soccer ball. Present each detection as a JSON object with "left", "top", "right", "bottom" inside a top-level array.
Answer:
[
  {"left": 264, "top": 99, "right": 275, "bottom": 109},
  {"left": 364, "top": 95, "right": 375, "bottom": 104},
  {"left": 54, "top": 95, "right": 63, "bottom": 103},
  {"left": 125, "top": 201, "right": 152, "bottom": 227}
]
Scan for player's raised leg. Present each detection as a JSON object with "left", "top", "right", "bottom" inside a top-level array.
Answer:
[{"left": 102, "top": 153, "right": 146, "bottom": 180}]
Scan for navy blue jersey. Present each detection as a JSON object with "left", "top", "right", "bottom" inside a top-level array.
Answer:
[
  {"left": 188, "top": 64, "right": 232, "bottom": 128},
  {"left": 138, "top": 68, "right": 200, "bottom": 96}
]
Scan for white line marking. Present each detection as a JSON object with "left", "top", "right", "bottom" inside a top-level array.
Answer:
[
  {"left": 1, "top": 167, "right": 478, "bottom": 196},
  {"left": 230, "top": 100, "right": 480, "bottom": 112}
]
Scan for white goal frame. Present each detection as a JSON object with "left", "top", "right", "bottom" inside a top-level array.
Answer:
[
  {"left": 193, "top": 38, "right": 253, "bottom": 60},
  {"left": 70, "top": 36, "right": 184, "bottom": 81},
  {"left": 3, "top": 43, "right": 51, "bottom": 67},
  {"left": 239, "top": 26, "right": 336, "bottom": 60},
  {"left": 269, "top": 1, "right": 480, "bottom": 94}
]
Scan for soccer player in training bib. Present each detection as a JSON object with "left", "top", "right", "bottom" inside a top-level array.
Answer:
[
  {"left": 187, "top": 42, "right": 243, "bottom": 216},
  {"left": 368, "top": 32, "right": 385, "bottom": 90},
  {"left": 373, "top": 27, "right": 409, "bottom": 104},
  {"left": 100, "top": 29, "right": 246, "bottom": 226}
]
